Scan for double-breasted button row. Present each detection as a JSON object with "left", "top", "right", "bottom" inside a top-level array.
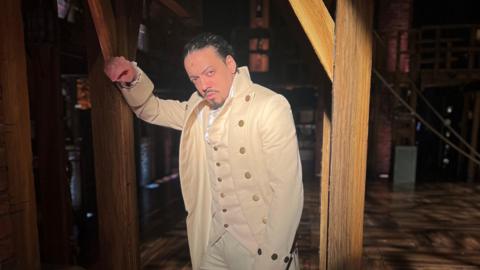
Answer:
[
  {"left": 257, "top": 249, "right": 285, "bottom": 263},
  {"left": 239, "top": 147, "right": 246, "bottom": 154},
  {"left": 252, "top": 194, "right": 260, "bottom": 201},
  {"left": 238, "top": 120, "right": 244, "bottom": 127},
  {"left": 244, "top": 172, "right": 251, "bottom": 179}
]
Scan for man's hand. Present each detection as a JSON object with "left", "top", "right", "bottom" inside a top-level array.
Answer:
[{"left": 103, "top": 56, "right": 137, "bottom": 83}]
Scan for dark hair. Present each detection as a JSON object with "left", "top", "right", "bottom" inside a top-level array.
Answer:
[{"left": 183, "top": 32, "right": 234, "bottom": 61}]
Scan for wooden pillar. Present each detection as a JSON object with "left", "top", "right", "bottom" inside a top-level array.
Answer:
[
  {"left": 467, "top": 92, "right": 480, "bottom": 181},
  {"left": 326, "top": 1, "right": 374, "bottom": 268},
  {"left": 290, "top": 0, "right": 373, "bottom": 268},
  {"left": 288, "top": 0, "right": 334, "bottom": 80},
  {"left": 86, "top": 0, "right": 142, "bottom": 269},
  {"left": 319, "top": 90, "right": 331, "bottom": 270},
  {"left": 0, "top": 0, "right": 41, "bottom": 269},
  {"left": 23, "top": 0, "right": 72, "bottom": 263}
]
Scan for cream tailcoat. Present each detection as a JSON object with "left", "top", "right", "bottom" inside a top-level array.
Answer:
[{"left": 121, "top": 67, "right": 304, "bottom": 270}]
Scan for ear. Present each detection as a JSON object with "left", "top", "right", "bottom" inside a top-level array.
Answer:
[{"left": 225, "top": 55, "right": 237, "bottom": 74}]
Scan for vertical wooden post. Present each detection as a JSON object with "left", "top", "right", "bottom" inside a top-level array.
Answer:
[
  {"left": 0, "top": 0, "right": 40, "bottom": 269},
  {"left": 319, "top": 91, "right": 331, "bottom": 270},
  {"left": 23, "top": 0, "right": 72, "bottom": 263},
  {"left": 326, "top": 0, "right": 374, "bottom": 269},
  {"left": 467, "top": 92, "right": 480, "bottom": 181},
  {"left": 289, "top": 1, "right": 373, "bottom": 268},
  {"left": 86, "top": 0, "right": 142, "bottom": 269}
]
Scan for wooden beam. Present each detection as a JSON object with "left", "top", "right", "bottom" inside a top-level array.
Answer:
[
  {"left": 325, "top": 0, "right": 374, "bottom": 269},
  {"left": 87, "top": 0, "right": 117, "bottom": 60},
  {"left": 318, "top": 88, "right": 331, "bottom": 270},
  {"left": 288, "top": 0, "right": 334, "bottom": 80},
  {"left": 0, "top": 0, "right": 40, "bottom": 269},
  {"left": 158, "top": 0, "right": 191, "bottom": 18},
  {"left": 86, "top": 0, "right": 142, "bottom": 269}
]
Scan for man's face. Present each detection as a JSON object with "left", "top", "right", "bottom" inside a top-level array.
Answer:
[{"left": 184, "top": 46, "right": 237, "bottom": 109}]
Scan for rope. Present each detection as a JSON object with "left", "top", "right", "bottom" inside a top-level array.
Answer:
[
  {"left": 373, "top": 69, "right": 480, "bottom": 166},
  {"left": 405, "top": 76, "right": 480, "bottom": 159}
]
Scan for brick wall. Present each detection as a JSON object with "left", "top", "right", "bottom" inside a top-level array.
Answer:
[{"left": 369, "top": 0, "right": 412, "bottom": 177}]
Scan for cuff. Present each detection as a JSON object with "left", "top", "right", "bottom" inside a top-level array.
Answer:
[{"left": 116, "top": 61, "right": 142, "bottom": 90}]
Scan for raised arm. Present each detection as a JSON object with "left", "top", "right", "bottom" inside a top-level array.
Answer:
[{"left": 104, "top": 57, "right": 186, "bottom": 130}]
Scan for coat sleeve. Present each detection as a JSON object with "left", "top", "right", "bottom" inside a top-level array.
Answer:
[
  {"left": 119, "top": 68, "right": 186, "bottom": 130},
  {"left": 253, "top": 94, "right": 304, "bottom": 270}
]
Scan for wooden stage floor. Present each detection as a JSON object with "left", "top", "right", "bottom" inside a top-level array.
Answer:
[{"left": 140, "top": 178, "right": 480, "bottom": 269}]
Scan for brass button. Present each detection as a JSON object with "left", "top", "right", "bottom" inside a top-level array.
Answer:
[
  {"left": 213, "top": 146, "right": 218, "bottom": 151},
  {"left": 217, "top": 177, "right": 222, "bottom": 182},
  {"left": 252, "top": 194, "right": 260, "bottom": 201},
  {"left": 238, "top": 120, "right": 244, "bottom": 127},
  {"left": 257, "top": 248, "right": 262, "bottom": 255},
  {"left": 220, "top": 193, "right": 225, "bottom": 198},
  {"left": 284, "top": 256, "right": 290, "bottom": 263},
  {"left": 271, "top": 253, "right": 278, "bottom": 260},
  {"left": 222, "top": 208, "right": 227, "bottom": 213},
  {"left": 216, "top": 162, "right": 220, "bottom": 167},
  {"left": 262, "top": 217, "right": 267, "bottom": 224},
  {"left": 245, "top": 95, "right": 251, "bottom": 102},
  {"left": 224, "top": 224, "right": 229, "bottom": 228},
  {"left": 239, "top": 147, "right": 246, "bottom": 154},
  {"left": 244, "top": 172, "right": 252, "bottom": 179}
]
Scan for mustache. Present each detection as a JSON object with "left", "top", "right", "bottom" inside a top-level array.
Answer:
[{"left": 203, "top": 88, "right": 218, "bottom": 97}]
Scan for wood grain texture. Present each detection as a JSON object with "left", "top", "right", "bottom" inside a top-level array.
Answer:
[
  {"left": 24, "top": 0, "right": 73, "bottom": 262},
  {"left": 326, "top": 0, "right": 374, "bottom": 269},
  {"left": 87, "top": 0, "right": 117, "bottom": 60},
  {"left": 86, "top": 0, "right": 142, "bottom": 269},
  {"left": 0, "top": 0, "right": 40, "bottom": 269},
  {"left": 88, "top": 59, "right": 140, "bottom": 270},
  {"left": 288, "top": 0, "right": 334, "bottom": 80},
  {"left": 319, "top": 112, "right": 331, "bottom": 270},
  {"left": 363, "top": 181, "right": 480, "bottom": 269}
]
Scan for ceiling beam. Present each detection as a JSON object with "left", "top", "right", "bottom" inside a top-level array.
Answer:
[
  {"left": 158, "top": 0, "right": 190, "bottom": 18},
  {"left": 153, "top": 0, "right": 202, "bottom": 26},
  {"left": 288, "top": 0, "right": 334, "bottom": 80}
]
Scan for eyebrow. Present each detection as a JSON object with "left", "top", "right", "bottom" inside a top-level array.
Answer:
[{"left": 189, "top": 66, "right": 214, "bottom": 80}]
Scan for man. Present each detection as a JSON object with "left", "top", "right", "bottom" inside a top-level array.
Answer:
[{"left": 104, "top": 33, "right": 303, "bottom": 270}]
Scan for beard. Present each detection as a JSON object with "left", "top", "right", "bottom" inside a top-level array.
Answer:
[
  {"left": 206, "top": 99, "right": 224, "bottom": 110},
  {"left": 204, "top": 89, "right": 225, "bottom": 110}
]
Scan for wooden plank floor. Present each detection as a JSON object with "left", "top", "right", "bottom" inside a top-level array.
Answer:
[
  {"left": 141, "top": 178, "right": 480, "bottom": 269},
  {"left": 363, "top": 181, "right": 480, "bottom": 270}
]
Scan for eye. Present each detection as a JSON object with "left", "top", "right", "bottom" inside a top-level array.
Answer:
[
  {"left": 190, "top": 77, "right": 198, "bottom": 83},
  {"left": 206, "top": 70, "right": 215, "bottom": 77}
]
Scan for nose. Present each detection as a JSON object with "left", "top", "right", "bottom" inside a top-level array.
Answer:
[{"left": 197, "top": 77, "right": 211, "bottom": 94}]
